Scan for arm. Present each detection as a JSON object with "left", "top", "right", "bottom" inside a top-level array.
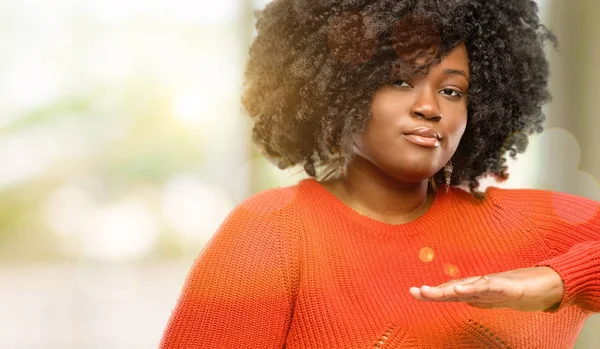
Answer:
[
  {"left": 534, "top": 241, "right": 600, "bottom": 313},
  {"left": 159, "top": 189, "right": 301, "bottom": 348},
  {"left": 525, "top": 190, "right": 600, "bottom": 313},
  {"left": 409, "top": 188, "right": 600, "bottom": 313}
]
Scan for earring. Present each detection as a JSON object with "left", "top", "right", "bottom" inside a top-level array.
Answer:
[{"left": 444, "top": 160, "right": 453, "bottom": 193}]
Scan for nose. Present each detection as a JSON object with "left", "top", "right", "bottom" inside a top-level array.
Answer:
[{"left": 410, "top": 87, "right": 442, "bottom": 121}]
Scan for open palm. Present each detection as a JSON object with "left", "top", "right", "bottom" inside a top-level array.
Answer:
[{"left": 409, "top": 266, "right": 565, "bottom": 312}]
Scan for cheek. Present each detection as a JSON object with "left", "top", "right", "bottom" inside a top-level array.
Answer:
[
  {"left": 364, "top": 110, "right": 398, "bottom": 141},
  {"left": 359, "top": 120, "right": 391, "bottom": 156},
  {"left": 447, "top": 113, "right": 468, "bottom": 149},
  {"left": 456, "top": 117, "right": 467, "bottom": 137}
]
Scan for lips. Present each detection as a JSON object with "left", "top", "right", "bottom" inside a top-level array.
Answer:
[
  {"left": 402, "top": 127, "right": 442, "bottom": 148},
  {"left": 403, "top": 127, "right": 441, "bottom": 140}
]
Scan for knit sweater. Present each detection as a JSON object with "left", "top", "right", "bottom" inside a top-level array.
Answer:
[{"left": 160, "top": 178, "right": 600, "bottom": 349}]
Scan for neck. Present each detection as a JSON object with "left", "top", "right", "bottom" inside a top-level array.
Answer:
[{"left": 326, "top": 156, "right": 434, "bottom": 223}]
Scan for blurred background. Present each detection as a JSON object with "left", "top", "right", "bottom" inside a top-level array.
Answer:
[{"left": 0, "top": 0, "right": 598, "bottom": 348}]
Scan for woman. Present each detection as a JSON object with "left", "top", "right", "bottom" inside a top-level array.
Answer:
[{"left": 160, "top": 0, "right": 600, "bottom": 347}]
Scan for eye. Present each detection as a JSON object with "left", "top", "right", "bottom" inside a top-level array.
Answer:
[
  {"left": 440, "top": 88, "right": 464, "bottom": 98},
  {"left": 392, "top": 80, "right": 412, "bottom": 88}
]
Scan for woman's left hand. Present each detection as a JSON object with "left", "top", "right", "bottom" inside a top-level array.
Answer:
[{"left": 409, "top": 266, "right": 565, "bottom": 312}]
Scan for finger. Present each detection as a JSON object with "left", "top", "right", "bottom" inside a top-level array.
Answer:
[
  {"left": 435, "top": 276, "right": 482, "bottom": 289},
  {"left": 409, "top": 288, "right": 470, "bottom": 303},
  {"left": 453, "top": 282, "right": 492, "bottom": 298},
  {"left": 458, "top": 275, "right": 517, "bottom": 300},
  {"left": 421, "top": 276, "right": 482, "bottom": 301},
  {"left": 452, "top": 283, "right": 480, "bottom": 297},
  {"left": 412, "top": 286, "right": 507, "bottom": 306},
  {"left": 461, "top": 274, "right": 493, "bottom": 288},
  {"left": 409, "top": 287, "right": 429, "bottom": 301},
  {"left": 436, "top": 296, "right": 484, "bottom": 303},
  {"left": 418, "top": 284, "right": 462, "bottom": 301},
  {"left": 422, "top": 276, "right": 487, "bottom": 300},
  {"left": 422, "top": 275, "right": 498, "bottom": 301},
  {"left": 409, "top": 286, "right": 468, "bottom": 302}
]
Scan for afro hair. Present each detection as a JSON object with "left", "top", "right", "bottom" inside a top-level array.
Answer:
[{"left": 241, "top": 0, "right": 557, "bottom": 197}]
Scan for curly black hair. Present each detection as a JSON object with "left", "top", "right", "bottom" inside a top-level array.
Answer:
[{"left": 241, "top": 0, "right": 557, "bottom": 197}]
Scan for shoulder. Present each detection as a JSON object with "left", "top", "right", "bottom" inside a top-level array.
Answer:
[
  {"left": 235, "top": 178, "right": 324, "bottom": 215},
  {"left": 482, "top": 186, "right": 599, "bottom": 210},
  {"left": 482, "top": 186, "right": 600, "bottom": 226},
  {"left": 236, "top": 184, "right": 300, "bottom": 217},
  {"left": 483, "top": 186, "right": 558, "bottom": 206},
  {"left": 204, "top": 184, "right": 304, "bottom": 259},
  {"left": 217, "top": 184, "right": 302, "bottom": 234}
]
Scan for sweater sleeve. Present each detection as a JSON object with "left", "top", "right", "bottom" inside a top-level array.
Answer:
[
  {"left": 159, "top": 188, "right": 301, "bottom": 348},
  {"left": 496, "top": 189, "right": 600, "bottom": 314}
]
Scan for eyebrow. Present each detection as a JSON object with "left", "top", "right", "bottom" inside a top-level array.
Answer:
[{"left": 443, "top": 69, "right": 470, "bottom": 80}]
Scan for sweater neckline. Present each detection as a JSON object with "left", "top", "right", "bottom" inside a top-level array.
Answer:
[{"left": 300, "top": 178, "right": 452, "bottom": 235}]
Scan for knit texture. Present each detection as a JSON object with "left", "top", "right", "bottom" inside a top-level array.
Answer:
[{"left": 160, "top": 178, "right": 600, "bottom": 348}]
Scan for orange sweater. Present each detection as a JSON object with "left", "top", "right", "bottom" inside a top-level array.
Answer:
[{"left": 160, "top": 179, "right": 600, "bottom": 348}]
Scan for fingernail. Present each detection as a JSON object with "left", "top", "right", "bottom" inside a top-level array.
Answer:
[
  {"left": 455, "top": 285, "right": 464, "bottom": 289},
  {"left": 421, "top": 285, "right": 430, "bottom": 289}
]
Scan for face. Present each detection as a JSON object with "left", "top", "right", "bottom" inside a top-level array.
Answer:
[{"left": 353, "top": 43, "right": 470, "bottom": 183}]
